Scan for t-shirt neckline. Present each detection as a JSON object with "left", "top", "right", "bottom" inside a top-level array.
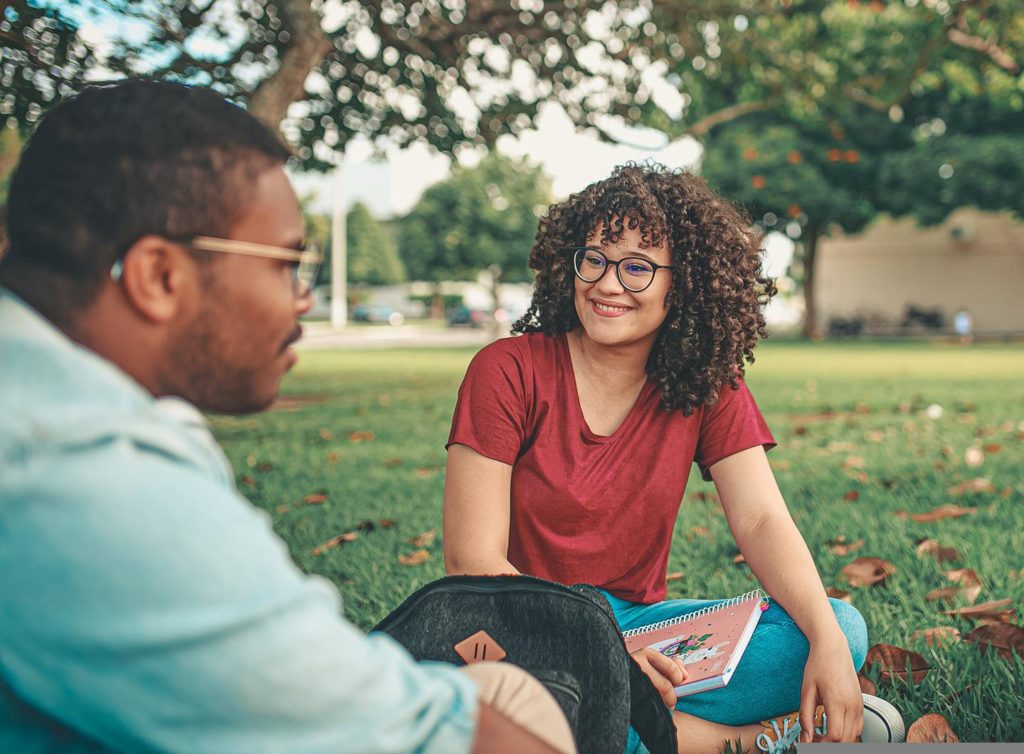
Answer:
[{"left": 559, "top": 332, "right": 653, "bottom": 443}]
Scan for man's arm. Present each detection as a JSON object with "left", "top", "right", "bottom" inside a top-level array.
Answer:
[{"left": 2, "top": 440, "right": 484, "bottom": 753}]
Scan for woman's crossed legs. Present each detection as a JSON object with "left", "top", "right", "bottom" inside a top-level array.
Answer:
[{"left": 601, "top": 592, "right": 868, "bottom": 754}]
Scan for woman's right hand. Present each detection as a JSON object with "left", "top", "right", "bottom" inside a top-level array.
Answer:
[{"left": 629, "top": 648, "right": 688, "bottom": 707}]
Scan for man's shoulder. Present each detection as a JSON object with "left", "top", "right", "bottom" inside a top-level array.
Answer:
[{"left": 0, "top": 293, "right": 226, "bottom": 480}]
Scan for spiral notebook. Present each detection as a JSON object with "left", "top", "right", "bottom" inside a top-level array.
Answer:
[{"left": 622, "top": 589, "right": 769, "bottom": 697}]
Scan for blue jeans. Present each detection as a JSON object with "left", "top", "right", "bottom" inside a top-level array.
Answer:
[{"left": 600, "top": 591, "right": 869, "bottom": 754}]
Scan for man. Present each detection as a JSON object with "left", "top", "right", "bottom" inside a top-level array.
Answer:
[{"left": 0, "top": 80, "right": 574, "bottom": 754}]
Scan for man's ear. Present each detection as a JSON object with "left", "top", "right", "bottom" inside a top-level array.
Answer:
[{"left": 117, "top": 236, "right": 199, "bottom": 323}]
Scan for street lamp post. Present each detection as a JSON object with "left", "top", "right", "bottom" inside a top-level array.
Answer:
[{"left": 330, "top": 167, "right": 347, "bottom": 329}]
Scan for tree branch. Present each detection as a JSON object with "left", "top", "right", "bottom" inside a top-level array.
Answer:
[
  {"left": 946, "top": 27, "right": 1019, "bottom": 73},
  {"left": 685, "top": 100, "right": 775, "bottom": 138},
  {"left": 246, "top": 0, "right": 331, "bottom": 131}
]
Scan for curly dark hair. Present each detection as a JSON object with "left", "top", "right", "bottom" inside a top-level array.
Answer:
[{"left": 513, "top": 162, "right": 777, "bottom": 414}]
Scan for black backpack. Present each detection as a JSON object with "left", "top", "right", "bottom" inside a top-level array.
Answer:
[{"left": 372, "top": 574, "right": 677, "bottom": 754}]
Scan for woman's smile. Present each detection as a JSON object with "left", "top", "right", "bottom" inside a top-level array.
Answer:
[{"left": 591, "top": 299, "right": 633, "bottom": 317}]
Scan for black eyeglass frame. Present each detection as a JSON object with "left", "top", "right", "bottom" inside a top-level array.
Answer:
[{"left": 569, "top": 246, "right": 672, "bottom": 293}]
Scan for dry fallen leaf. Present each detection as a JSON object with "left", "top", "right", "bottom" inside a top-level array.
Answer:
[
  {"left": 829, "top": 538, "right": 865, "bottom": 556},
  {"left": 398, "top": 549, "right": 430, "bottom": 566},
  {"left": 301, "top": 492, "right": 328, "bottom": 505},
  {"left": 926, "top": 586, "right": 962, "bottom": 603},
  {"left": 842, "top": 489, "right": 860, "bottom": 502},
  {"left": 384, "top": 457, "right": 403, "bottom": 468},
  {"left": 379, "top": 518, "right": 397, "bottom": 528},
  {"left": 275, "top": 505, "right": 289, "bottom": 514},
  {"left": 844, "top": 455, "right": 866, "bottom": 469},
  {"left": 356, "top": 520, "right": 376, "bottom": 532},
  {"left": 947, "top": 478, "right": 996, "bottom": 496},
  {"left": 312, "top": 531, "right": 358, "bottom": 555},
  {"left": 666, "top": 571, "right": 684, "bottom": 581},
  {"left": 732, "top": 553, "right": 747, "bottom": 565},
  {"left": 841, "top": 557, "right": 897, "bottom": 587},
  {"left": 865, "top": 643, "right": 930, "bottom": 684},
  {"left": 940, "top": 598, "right": 1015, "bottom": 622},
  {"left": 826, "top": 587, "right": 852, "bottom": 603},
  {"left": 857, "top": 674, "right": 876, "bottom": 695},
  {"left": 945, "top": 568, "right": 982, "bottom": 604},
  {"left": 915, "top": 538, "right": 961, "bottom": 564},
  {"left": 963, "top": 623, "right": 1024, "bottom": 660},
  {"left": 326, "top": 451, "right": 340, "bottom": 464},
  {"left": 347, "top": 431, "right": 376, "bottom": 443},
  {"left": 689, "top": 526, "right": 710, "bottom": 539},
  {"left": 907, "top": 714, "right": 960, "bottom": 743},
  {"left": 409, "top": 529, "right": 436, "bottom": 547},
  {"left": 319, "top": 428, "right": 333, "bottom": 440},
  {"left": 909, "top": 504, "right": 978, "bottom": 523},
  {"left": 910, "top": 627, "right": 961, "bottom": 647},
  {"left": 240, "top": 475, "right": 256, "bottom": 488},
  {"left": 984, "top": 442, "right": 1003, "bottom": 454}
]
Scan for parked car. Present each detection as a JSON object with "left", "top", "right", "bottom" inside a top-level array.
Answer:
[
  {"left": 352, "top": 304, "right": 405, "bottom": 326},
  {"left": 446, "top": 306, "right": 493, "bottom": 328}
]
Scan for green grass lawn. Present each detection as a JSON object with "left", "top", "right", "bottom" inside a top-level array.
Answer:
[{"left": 210, "top": 340, "right": 1024, "bottom": 742}]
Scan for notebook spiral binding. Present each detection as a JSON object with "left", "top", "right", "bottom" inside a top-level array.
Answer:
[{"left": 621, "top": 589, "right": 768, "bottom": 639}]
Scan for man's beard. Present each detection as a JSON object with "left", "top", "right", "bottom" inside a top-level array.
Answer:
[{"left": 163, "top": 298, "right": 270, "bottom": 415}]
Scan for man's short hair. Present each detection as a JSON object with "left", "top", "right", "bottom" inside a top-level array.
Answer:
[{"left": 0, "top": 79, "right": 291, "bottom": 324}]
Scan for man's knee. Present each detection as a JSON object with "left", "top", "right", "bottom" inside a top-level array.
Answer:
[{"left": 459, "top": 662, "right": 576, "bottom": 754}]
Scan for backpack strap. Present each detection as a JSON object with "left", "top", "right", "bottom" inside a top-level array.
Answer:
[{"left": 628, "top": 661, "right": 678, "bottom": 754}]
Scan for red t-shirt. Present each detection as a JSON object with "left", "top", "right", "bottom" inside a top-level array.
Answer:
[{"left": 447, "top": 332, "right": 775, "bottom": 603}]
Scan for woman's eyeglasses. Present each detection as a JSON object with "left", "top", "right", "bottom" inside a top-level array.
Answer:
[{"left": 570, "top": 247, "right": 671, "bottom": 293}]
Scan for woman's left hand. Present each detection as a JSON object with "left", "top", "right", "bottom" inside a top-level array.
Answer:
[{"left": 798, "top": 633, "right": 863, "bottom": 743}]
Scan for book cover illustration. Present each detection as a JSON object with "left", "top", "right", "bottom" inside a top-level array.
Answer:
[{"left": 623, "top": 589, "right": 768, "bottom": 696}]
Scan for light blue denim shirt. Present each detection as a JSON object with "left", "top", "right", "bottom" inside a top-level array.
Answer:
[{"left": 0, "top": 289, "right": 478, "bottom": 753}]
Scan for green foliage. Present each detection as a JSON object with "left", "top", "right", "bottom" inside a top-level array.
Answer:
[
  {"left": 0, "top": 127, "right": 20, "bottom": 204},
  {"left": 701, "top": 119, "right": 878, "bottom": 237},
  {"left": 690, "top": 1, "right": 1024, "bottom": 235},
  {"left": 0, "top": 3, "right": 94, "bottom": 133},
  {"left": 211, "top": 341, "right": 1024, "bottom": 741},
  {"left": 0, "top": 126, "right": 21, "bottom": 250},
  {"left": 346, "top": 202, "right": 405, "bottom": 286},
  {"left": 20, "top": 0, "right": 649, "bottom": 168},
  {"left": 879, "top": 134, "right": 1024, "bottom": 226},
  {"left": 397, "top": 152, "right": 550, "bottom": 283}
]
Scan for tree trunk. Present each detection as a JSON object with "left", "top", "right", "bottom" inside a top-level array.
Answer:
[
  {"left": 487, "top": 264, "right": 503, "bottom": 339},
  {"left": 801, "top": 222, "right": 821, "bottom": 339},
  {"left": 246, "top": 0, "right": 331, "bottom": 132},
  {"left": 431, "top": 286, "right": 445, "bottom": 320}
]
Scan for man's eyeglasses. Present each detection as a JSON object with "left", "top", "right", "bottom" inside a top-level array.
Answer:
[
  {"left": 570, "top": 247, "right": 671, "bottom": 293},
  {"left": 110, "top": 236, "right": 324, "bottom": 298}
]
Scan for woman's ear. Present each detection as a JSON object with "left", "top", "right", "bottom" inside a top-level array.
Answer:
[{"left": 117, "top": 236, "right": 200, "bottom": 323}]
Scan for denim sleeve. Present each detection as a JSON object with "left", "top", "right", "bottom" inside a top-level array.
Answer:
[{"left": 0, "top": 436, "right": 478, "bottom": 754}]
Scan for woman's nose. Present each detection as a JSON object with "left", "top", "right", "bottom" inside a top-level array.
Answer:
[{"left": 595, "top": 263, "right": 626, "bottom": 294}]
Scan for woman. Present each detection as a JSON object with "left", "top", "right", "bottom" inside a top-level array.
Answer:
[{"left": 443, "top": 164, "right": 891, "bottom": 754}]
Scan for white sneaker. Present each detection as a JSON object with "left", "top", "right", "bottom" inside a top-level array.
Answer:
[
  {"left": 862, "top": 693, "right": 906, "bottom": 743},
  {"left": 755, "top": 694, "right": 905, "bottom": 752}
]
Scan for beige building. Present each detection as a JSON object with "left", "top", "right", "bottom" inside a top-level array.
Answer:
[{"left": 816, "top": 209, "right": 1024, "bottom": 336}]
